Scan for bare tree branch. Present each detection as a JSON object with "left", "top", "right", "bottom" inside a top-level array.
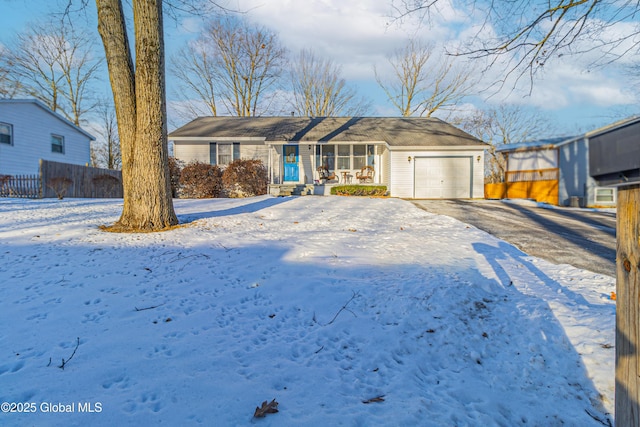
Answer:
[
  {"left": 391, "top": 0, "right": 640, "bottom": 87},
  {"left": 374, "top": 39, "right": 476, "bottom": 117},
  {"left": 289, "top": 48, "right": 371, "bottom": 117}
]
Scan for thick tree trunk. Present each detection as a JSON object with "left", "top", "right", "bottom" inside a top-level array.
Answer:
[
  {"left": 616, "top": 184, "right": 640, "bottom": 425},
  {"left": 96, "top": 0, "right": 177, "bottom": 231}
]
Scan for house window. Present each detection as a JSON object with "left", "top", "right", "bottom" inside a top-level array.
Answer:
[
  {"left": 320, "top": 145, "right": 335, "bottom": 171},
  {"left": 209, "top": 142, "right": 240, "bottom": 166},
  {"left": 367, "top": 144, "right": 375, "bottom": 166},
  {"left": 218, "top": 143, "right": 232, "bottom": 165},
  {"left": 353, "top": 145, "right": 366, "bottom": 170},
  {"left": 337, "top": 145, "right": 350, "bottom": 169},
  {"left": 595, "top": 187, "right": 615, "bottom": 203},
  {"left": 51, "top": 134, "right": 64, "bottom": 153},
  {"left": 0, "top": 123, "right": 12, "bottom": 145}
]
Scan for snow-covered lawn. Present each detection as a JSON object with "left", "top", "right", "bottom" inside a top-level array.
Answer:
[{"left": 0, "top": 196, "right": 615, "bottom": 426}]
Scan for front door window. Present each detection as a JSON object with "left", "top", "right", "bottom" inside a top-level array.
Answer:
[{"left": 284, "top": 145, "right": 299, "bottom": 182}]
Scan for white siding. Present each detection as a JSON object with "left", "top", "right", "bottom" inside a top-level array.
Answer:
[
  {"left": 0, "top": 101, "right": 92, "bottom": 176},
  {"left": 174, "top": 142, "right": 209, "bottom": 164},
  {"left": 507, "top": 149, "right": 557, "bottom": 171},
  {"left": 389, "top": 149, "right": 485, "bottom": 199},
  {"left": 380, "top": 146, "right": 391, "bottom": 187},
  {"left": 173, "top": 141, "right": 269, "bottom": 166}
]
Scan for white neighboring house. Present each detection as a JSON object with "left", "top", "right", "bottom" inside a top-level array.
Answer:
[
  {"left": 169, "top": 117, "right": 488, "bottom": 199},
  {"left": 0, "top": 99, "right": 94, "bottom": 176}
]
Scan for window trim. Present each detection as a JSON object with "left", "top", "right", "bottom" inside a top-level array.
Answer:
[
  {"left": 0, "top": 122, "right": 12, "bottom": 145},
  {"left": 51, "top": 134, "right": 65, "bottom": 154},
  {"left": 595, "top": 187, "right": 616, "bottom": 204}
]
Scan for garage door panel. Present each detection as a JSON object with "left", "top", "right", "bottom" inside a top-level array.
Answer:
[{"left": 414, "top": 157, "right": 471, "bottom": 199}]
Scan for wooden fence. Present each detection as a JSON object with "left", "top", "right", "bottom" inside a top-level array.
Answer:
[
  {"left": 0, "top": 175, "right": 41, "bottom": 198},
  {"left": 0, "top": 160, "right": 123, "bottom": 199},
  {"left": 40, "top": 160, "right": 123, "bottom": 198}
]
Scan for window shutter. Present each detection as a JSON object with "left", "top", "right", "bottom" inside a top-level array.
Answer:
[{"left": 209, "top": 143, "right": 217, "bottom": 165}]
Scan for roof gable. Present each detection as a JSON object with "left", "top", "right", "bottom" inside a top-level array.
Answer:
[{"left": 169, "top": 117, "right": 487, "bottom": 147}]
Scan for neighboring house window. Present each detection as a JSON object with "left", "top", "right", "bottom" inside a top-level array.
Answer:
[
  {"left": 595, "top": 187, "right": 615, "bottom": 203},
  {"left": 0, "top": 123, "right": 12, "bottom": 145},
  {"left": 337, "top": 145, "right": 350, "bottom": 169},
  {"left": 209, "top": 142, "right": 240, "bottom": 166},
  {"left": 51, "top": 134, "right": 64, "bottom": 153}
]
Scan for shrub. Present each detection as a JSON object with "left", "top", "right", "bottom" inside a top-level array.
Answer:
[
  {"left": 179, "top": 161, "right": 223, "bottom": 198},
  {"left": 222, "top": 159, "right": 269, "bottom": 198},
  {"left": 168, "top": 157, "right": 184, "bottom": 198},
  {"left": 330, "top": 185, "right": 388, "bottom": 197},
  {"left": 47, "top": 177, "right": 74, "bottom": 200}
]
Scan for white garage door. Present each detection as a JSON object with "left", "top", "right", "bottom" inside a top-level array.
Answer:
[{"left": 414, "top": 157, "right": 472, "bottom": 199}]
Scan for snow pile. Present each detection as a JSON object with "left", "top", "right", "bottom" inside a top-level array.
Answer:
[{"left": 0, "top": 196, "right": 615, "bottom": 426}]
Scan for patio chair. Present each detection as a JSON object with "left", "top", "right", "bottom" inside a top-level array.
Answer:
[
  {"left": 356, "top": 165, "right": 374, "bottom": 183},
  {"left": 317, "top": 166, "right": 337, "bottom": 182}
]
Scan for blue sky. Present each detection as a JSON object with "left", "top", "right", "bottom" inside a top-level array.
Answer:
[{"left": 1, "top": 0, "right": 638, "bottom": 137}]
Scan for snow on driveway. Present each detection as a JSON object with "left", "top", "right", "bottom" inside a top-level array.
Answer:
[{"left": 0, "top": 196, "right": 615, "bottom": 426}]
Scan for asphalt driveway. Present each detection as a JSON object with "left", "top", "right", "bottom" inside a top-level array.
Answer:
[{"left": 411, "top": 199, "right": 616, "bottom": 277}]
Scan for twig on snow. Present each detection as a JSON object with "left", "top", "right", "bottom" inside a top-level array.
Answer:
[
  {"left": 58, "top": 337, "right": 80, "bottom": 370},
  {"left": 135, "top": 303, "right": 165, "bottom": 312},
  {"left": 321, "top": 291, "right": 359, "bottom": 326},
  {"left": 585, "top": 409, "right": 612, "bottom": 427}
]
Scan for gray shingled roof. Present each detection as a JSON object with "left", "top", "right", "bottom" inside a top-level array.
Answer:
[{"left": 169, "top": 117, "right": 486, "bottom": 147}]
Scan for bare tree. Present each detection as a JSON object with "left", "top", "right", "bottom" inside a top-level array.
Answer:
[
  {"left": 374, "top": 39, "right": 475, "bottom": 117},
  {"left": 171, "top": 17, "right": 286, "bottom": 118},
  {"left": 171, "top": 39, "right": 219, "bottom": 118},
  {"left": 6, "top": 20, "right": 102, "bottom": 125},
  {"left": 452, "top": 105, "right": 552, "bottom": 183},
  {"left": 92, "top": 101, "right": 121, "bottom": 170},
  {"left": 0, "top": 45, "right": 20, "bottom": 99},
  {"left": 96, "top": 0, "right": 177, "bottom": 231},
  {"left": 289, "top": 48, "right": 371, "bottom": 117},
  {"left": 206, "top": 17, "right": 287, "bottom": 116},
  {"left": 392, "top": 1, "right": 640, "bottom": 84}
]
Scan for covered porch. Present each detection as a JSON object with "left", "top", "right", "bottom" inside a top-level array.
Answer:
[{"left": 266, "top": 141, "right": 384, "bottom": 188}]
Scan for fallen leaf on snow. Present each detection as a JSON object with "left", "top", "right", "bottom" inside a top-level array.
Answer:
[{"left": 253, "top": 398, "right": 279, "bottom": 418}]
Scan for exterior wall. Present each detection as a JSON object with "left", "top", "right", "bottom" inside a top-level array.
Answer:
[
  {"left": 389, "top": 149, "right": 485, "bottom": 199},
  {"left": 558, "top": 138, "right": 615, "bottom": 207},
  {"left": 172, "top": 141, "right": 269, "bottom": 166},
  {"left": 0, "top": 102, "right": 91, "bottom": 176},
  {"left": 507, "top": 149, "right": 557, "bottom": 171},
  {"left": 173, "top": 142, "right": 209, "bottom": 164},
  {"left": 300, "top": 145, "right": 313, "bottom": 184},
  {"left": 380, "top": 145, "right": 391, "bottom": 188},
  {"left": 558, "top": 138, "right": 588, "bottom": 206}
]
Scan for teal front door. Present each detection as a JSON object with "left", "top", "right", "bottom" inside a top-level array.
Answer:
[{"left": 284, "top": 145, "right": 299, "bottom": 182}]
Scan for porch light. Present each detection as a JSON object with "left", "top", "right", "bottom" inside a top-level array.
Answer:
[
  {"left": 408, "top": 156, "right": 412, "bottom": 162},
  {"left": 477, "top": 155, "right": 481, "bottom": 162}
]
